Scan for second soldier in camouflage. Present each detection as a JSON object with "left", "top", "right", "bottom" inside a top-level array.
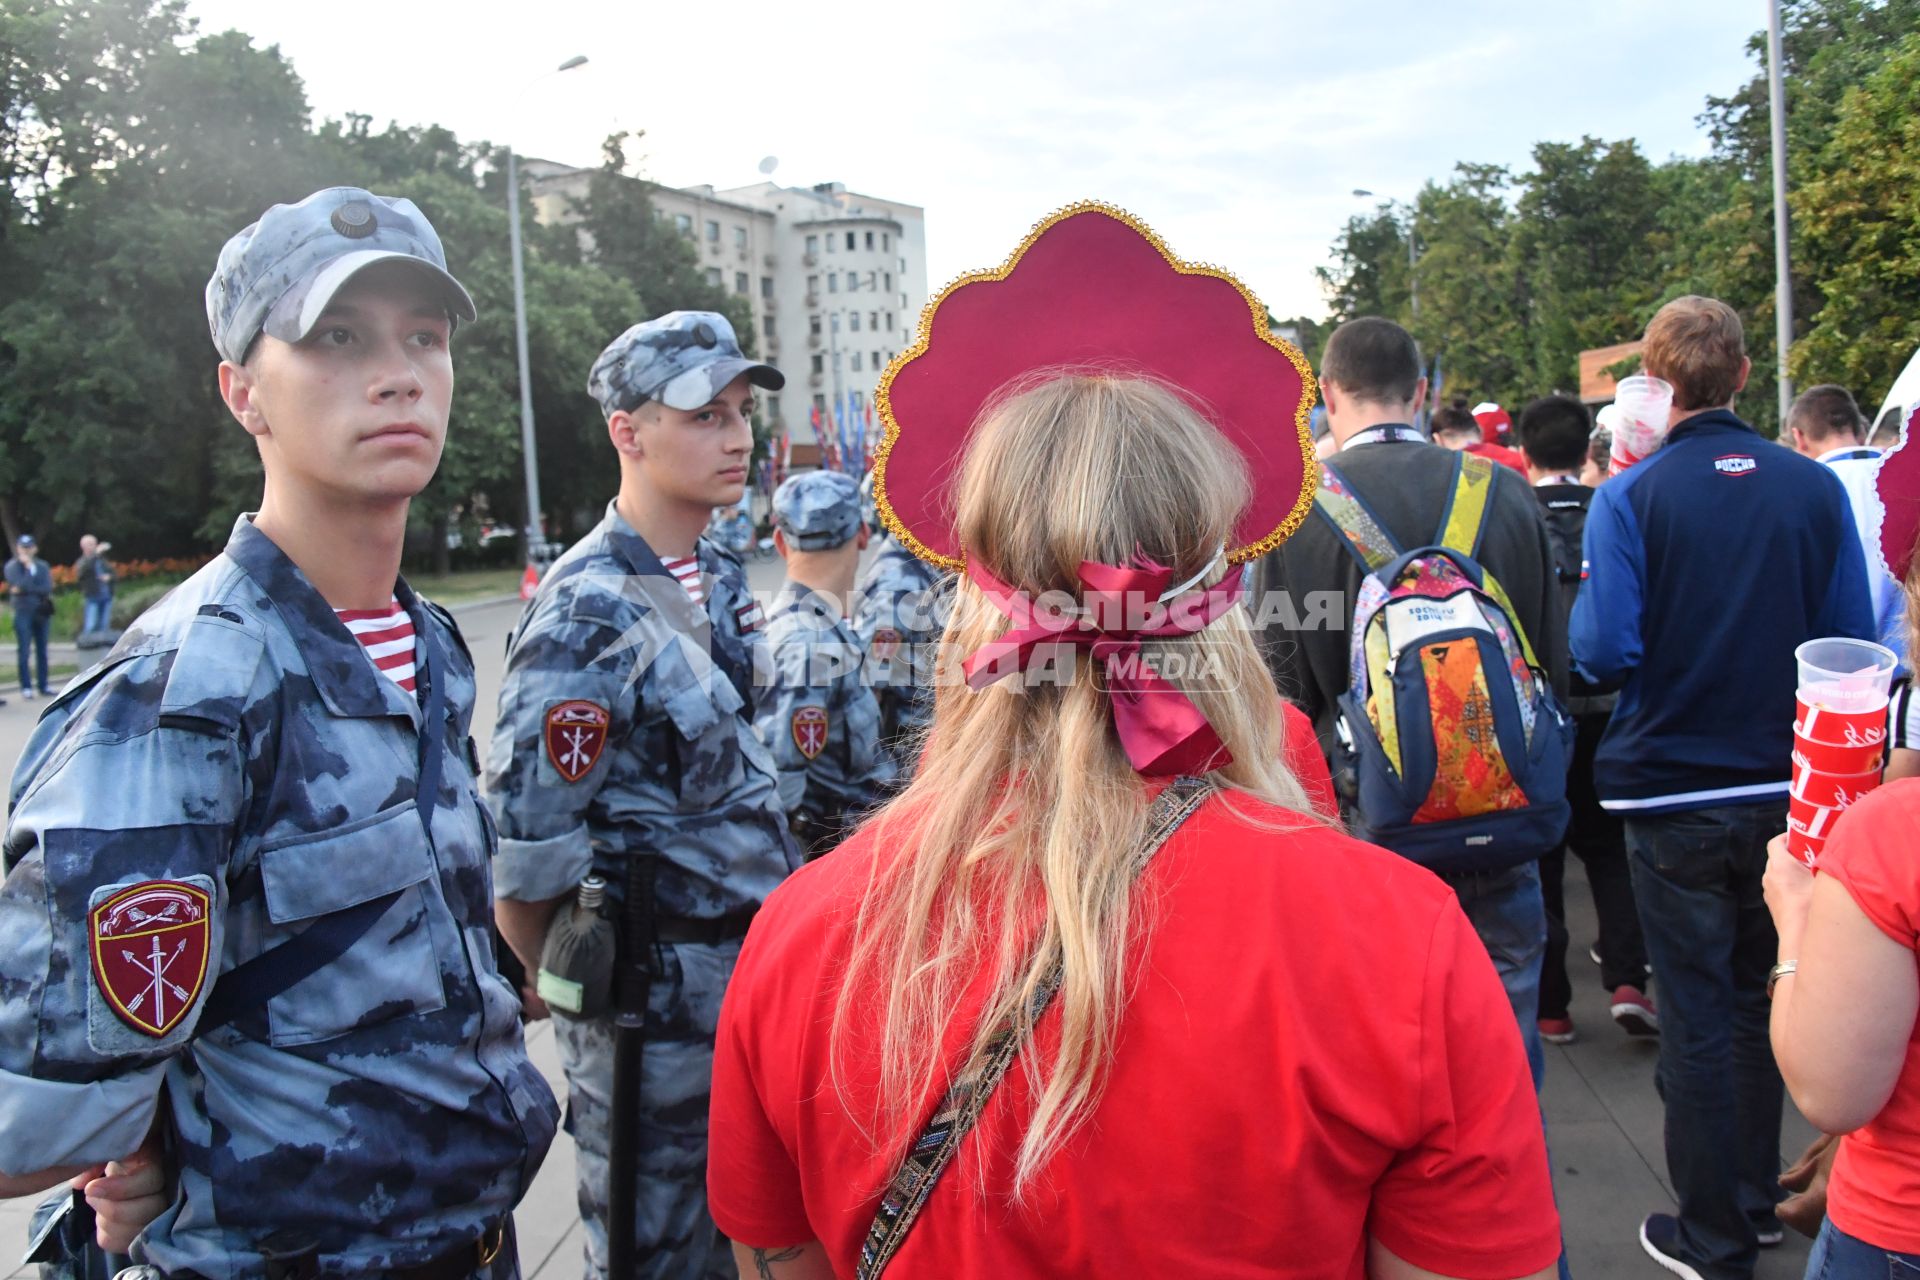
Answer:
[
  {"left": 755, "top": 470, "right": 896, "bottom": 857},
  {"left": 487, "top": 311, "right": 797, "bottom": 1280}
]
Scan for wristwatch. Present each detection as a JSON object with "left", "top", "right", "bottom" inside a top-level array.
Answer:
[{"left": 1768, "top": 961, "right": 1798, "bottom": 999}]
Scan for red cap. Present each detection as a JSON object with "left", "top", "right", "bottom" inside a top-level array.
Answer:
[{"left": 1471, "top": 402, "right": 1513, "bottom": 442}]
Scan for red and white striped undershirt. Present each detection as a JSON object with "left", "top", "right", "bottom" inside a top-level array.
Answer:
[
  {"left": 335, "top": 597, "right": 419, "bottom": 695},
  {"left": 662, "top": 556, "right": 705, "bottom": 605}
]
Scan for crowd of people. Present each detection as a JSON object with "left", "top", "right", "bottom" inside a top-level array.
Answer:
[{"left": 0, "top": 185, "right": 1913, "bottom": 1280}]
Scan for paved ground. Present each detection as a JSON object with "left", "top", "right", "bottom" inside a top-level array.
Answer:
[{"left": 0, "top": 574, "right": 1822, "bottom": 1278}]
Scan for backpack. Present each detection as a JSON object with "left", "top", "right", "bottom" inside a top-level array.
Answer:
[
  {"left": 1533, "top": 481, "right": 1592, "bottom": 620},
  {"left": 1317, "top": 451, "right": 1573, "bottom": 874}
]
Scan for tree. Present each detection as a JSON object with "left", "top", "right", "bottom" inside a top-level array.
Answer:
[
  {"left": 1315, "top": 203, "right": 1412, "bottom": 325},
  {"left": 1408, "top": 164, "right": 1525, "bottom": 407},
  {"left": 1509, "top": 139, "right": 1662, "bottom": 398},
  {"left": 1788, "top": 31, "right": 1920, "bottom": 401}
]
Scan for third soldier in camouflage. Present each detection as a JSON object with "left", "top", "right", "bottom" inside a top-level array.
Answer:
[
  {"left": 755, "top": 470, "right": 895, "bottom": 857},
  {"left": 487, "top": 311, "right": 797, "bottom": 1280}
]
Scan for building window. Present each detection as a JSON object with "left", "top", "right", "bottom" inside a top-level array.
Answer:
[
  {"left": 852, "top": 352, "right": 863, "bottom": 372},
  {"left": 828, "top": 274, "right": 838, "bottom": 293},
  {"left": 809, "top": 315, "right": 822, "bottom": 336},
  {"left": 869, "top": 312, "right": 878, "bottom": 330},
  {"left": 735, "top": 271, "right": 749, "bottom": 293},
  {"left": 812, "top": 393, "right": 826, "bottom": 414},
  {"left": 885, "top": 312, "right": 895, "bottom": 331},
  {"left": 733, "top": 225, "right": 748, "bottom": 248},
  {"left": 900, "top": 292, "right": 908, "bottom": 309},
  {"left": 865, "top": 231, "right": 875, "bottom": 250},
  {"left": 705, "top": 219, "right": 719, "bottom": 241},
  {"left": 811, "top": 354, "right": 824, "bottom": 374},
  {"left": 769, "top": 395, "right": 781, "bottom": 420},
  {"left": 846, "top": 271, "right": 858, "bottom": 292},
  {"left": 854, "top": 390, "right": 865, "bottom": 410},
  {"left": 850, "top": 312, "right": 861, "bottom": 332},
  {"left": 706, "top": 267, "right": 722, "bottom": 286},
  {"left": 674, "top": 213, "right": 693, "bottom": 236},
  {"left": 763, "top": 315, "right": 775, "bottom": 336},
  {"left": 807, "top": 274, "right": 819, "bottom": 294},
  {"left": 846, "top": 231, "right": 856, "bottom": 251},
  {"left": 884, "top": 272, "right": 893, "bottom": 293},
  {"left": 826, "top": 234, "right": 835, "bottom": 253},
  {"left": 833, "top": 352, "right": 842, "bottom": 371},
  {"left": 883, "top": 233, "right": 890, "bottom": 252},
  {"left": 899, "top": 257, "right": 907, "bottom": 274},
  {"left": 830, "top": 312, "right": 840, "bottom": 332},
  {"left": 805, "top": 234, "right": 818, "bottom": 254},
  {"left": 760, "top": 276, "right": 773, "bottom": 298}
]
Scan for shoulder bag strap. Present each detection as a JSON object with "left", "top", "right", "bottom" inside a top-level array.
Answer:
[
  {"left": 855, "top": 776, "right": 1214, "bottom": 1280},
  {"left": 1312, "top": 462, "right": 1403, "bottom": 573}
]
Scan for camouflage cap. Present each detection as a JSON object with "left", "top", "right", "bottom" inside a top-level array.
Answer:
[
  {"left": 587, "top": 311, "right": 784, "bottom": 417},
  {"left": 772, "top": 470, "right": 863, "bottom": 551},
  {"left": 206, "top": 187, "right": 476, "bottom": 364}
]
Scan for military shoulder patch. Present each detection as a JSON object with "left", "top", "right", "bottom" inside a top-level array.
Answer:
[
  {"left": 90, "top": 880, "right": 212, "bottom": 1037},
  {"left": 545, "top": 700, "right": 611, "bottom": 783},
  {"left": 736, "top": 600, "right": 765, "bottom": 633},
  {"left": 791, "top": 705, "right": 830, "bottom": 760}
]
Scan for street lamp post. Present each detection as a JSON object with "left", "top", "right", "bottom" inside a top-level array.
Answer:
[
  {"left": 507, "top": 54, "right": 588, "bottom": 565},
  {"left": 1765, "top": 0, "right": 1795, "bottom": 425},
  {"left": 1352, "top": 188, "right": 1418, "bottom": 319}
]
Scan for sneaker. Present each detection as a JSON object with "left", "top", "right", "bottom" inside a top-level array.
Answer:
[
  {"left": 1754, "top": 1221, "right": 1784, "bottom": 1247},
  {"left": 1611, "top": 986, "right": 1659, "bottom": 1037},
  {"left": 36, "top": 687, "right": 51, "bottom": 696},
  {"left": 1640, "top": 1213, "right": 1707, "bottom": 1280},
  {"left": 1589, "top": 944, "right": 1603, "bottom": 966},
  {"left": 1538, "top": 1015, "right": 1577, "bottom": 1044},
  {"left": 20, "top": 688, "right": 33, "bottom": 701}
]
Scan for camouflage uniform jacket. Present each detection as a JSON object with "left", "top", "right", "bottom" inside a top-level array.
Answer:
[
  {"left": 754, "top": 583, "right": 895, "bottom": 828},
  {"left": 0, "top": 516, "right": 558, "bottom": 1279},
  {"left": 487, "top": 502, "right": 797, "bottom": 915},
  {"left": 852, "top": 536, "right": 947, "bottom": 771}
]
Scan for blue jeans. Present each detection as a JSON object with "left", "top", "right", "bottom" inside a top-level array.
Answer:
[
  {"left": 1806, "top": 1218, "right": 1920, "bottom": 1279},
  {"left": 13, "top": 609, "right": 49, "bottom": 693},
  {"left": 82, "top": 595, "right": 112, "bottom": 634},
  {"left": 1625, "top": 803, "right": 1787, "bottom": 1278},
  {"left": 1441, "top": 861, "right": 1547, "bottom": 1090}
]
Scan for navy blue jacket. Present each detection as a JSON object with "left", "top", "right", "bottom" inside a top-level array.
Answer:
[{"left": 1570, "top": 410, "right": 1874, "bottom": 813}]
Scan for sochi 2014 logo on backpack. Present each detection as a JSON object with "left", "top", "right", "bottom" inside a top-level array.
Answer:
[{"left": 1714, "top": 454, "right": 1757, "bottom": 476}]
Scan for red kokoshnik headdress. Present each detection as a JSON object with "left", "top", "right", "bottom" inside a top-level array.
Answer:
[
  {"left": 1874, "top": 403, "right": 1920, "bottom": 583},
  {"left": 870, "top": 202, "right": 1318, "bottom": 775}
]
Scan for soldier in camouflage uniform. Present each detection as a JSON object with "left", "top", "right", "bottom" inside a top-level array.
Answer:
[
  {"left": 853, "top": 473, "right": 949, "bottom": 779},
  {"left": 487, "top": 312, "right": 797, "bottom": 1280},
  {"left": 754, "top": 471, "right": 895, "bottom": 857},
  {"left": 0, "top": 187, "right": 558, "bottom": 1277}
]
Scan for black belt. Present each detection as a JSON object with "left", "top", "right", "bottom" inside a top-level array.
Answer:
[
  {"left": 234, "top": 1218, "right": 509, "bottom": 1280},
  {"left": 655, "top": 906, "right": 758, "bottom": 945},
  {"left": 388, "top": 1219, "right": 509, "bottom": 1280}
]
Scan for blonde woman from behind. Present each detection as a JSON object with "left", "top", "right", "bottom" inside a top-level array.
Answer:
[{"left": 706, "top": 374, "right": 1559, "bottom": 1280}]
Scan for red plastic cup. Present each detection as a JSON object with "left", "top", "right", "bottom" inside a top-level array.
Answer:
[
  {"left": 1787, "top": 793, "right": 1843, "bottom": 868},
  {"left": 1794, "top": 697, "right": 1890, "bottom": 748},
  {"left": 1789, "top": 766, "right": 1880, "bottom": 810},
  {"left": 1792, "top": 730, "right": 1886, "bottom": 778}
]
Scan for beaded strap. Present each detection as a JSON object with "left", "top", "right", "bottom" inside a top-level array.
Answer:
[{"left": 855, "top": 776, "right": 1213, "bottom": 1279}]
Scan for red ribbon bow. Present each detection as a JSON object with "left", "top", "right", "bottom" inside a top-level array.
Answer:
[{"left": 961, "top": 557, "right": 1243, "bottom": 776}]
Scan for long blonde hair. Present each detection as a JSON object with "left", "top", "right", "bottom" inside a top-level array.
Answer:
[{"left": 833, "top": 374, "right": 1319, "bottom": 1197}]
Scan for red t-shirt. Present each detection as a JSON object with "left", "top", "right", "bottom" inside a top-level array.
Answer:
[
  {"left": 1280, "top": 698, "right": 1338, "bottom": 819},
  {"left": 1820, "top": 778, "right": 1920, "bottom": 1253},
  {"left": 708, "top": 791, "right": 1559, "bottom": 1279}
]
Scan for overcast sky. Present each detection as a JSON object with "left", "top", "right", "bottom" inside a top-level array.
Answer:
[{"left": 182, "top": 0, "right": 1767, "bottom": 318}]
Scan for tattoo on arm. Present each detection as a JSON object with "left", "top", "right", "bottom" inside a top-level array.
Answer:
[{"left": 752, "top": 1247, "right": 803, "bottom": 1279}]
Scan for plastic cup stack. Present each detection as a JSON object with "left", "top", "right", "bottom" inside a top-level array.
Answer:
[
  {"left": 1608, "top": 375, "right": 1674, "bottom": 476},
  {"left": 1790, "top": 637, "right": 1899, "bottom": 868}
]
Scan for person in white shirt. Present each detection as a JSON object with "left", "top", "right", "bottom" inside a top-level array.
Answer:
[{"left": 1787, "top": 385, "right": 1903, "bottom": 665}]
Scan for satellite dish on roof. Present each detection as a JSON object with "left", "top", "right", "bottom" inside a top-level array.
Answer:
[{"left": 758, "top": 156, "right": 779, "bottom": 176}]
